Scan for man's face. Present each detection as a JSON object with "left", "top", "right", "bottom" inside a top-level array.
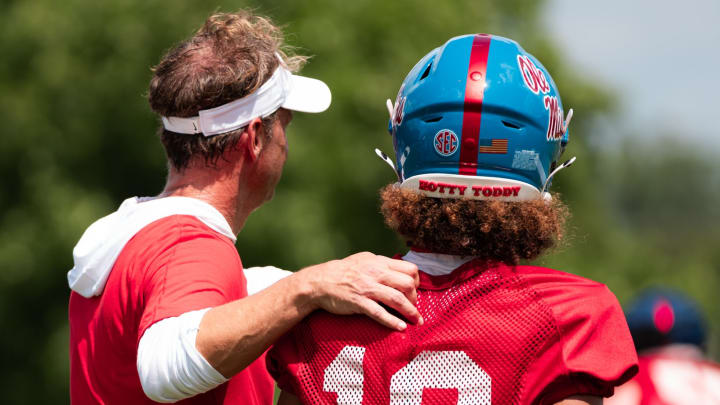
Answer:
[{"left": 256, "top": 108, "right": 293, "bottom": 202}]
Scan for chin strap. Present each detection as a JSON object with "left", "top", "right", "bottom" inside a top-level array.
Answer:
[
  {"left": 375, "top": 148, "right": 401, "bottom": 181},
  {"left": 376, "top": 98, "right": 402, "bottom": 181},
  {"left": 542, "top": 108, "right": 575, "bottom": 201},
  {"left": 541, "top": 156, "right": 576, "bottom": 195}
]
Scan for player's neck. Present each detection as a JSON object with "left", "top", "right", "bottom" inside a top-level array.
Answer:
[{"left": 403, "top": 250, "right": 477, "bottom": 276}]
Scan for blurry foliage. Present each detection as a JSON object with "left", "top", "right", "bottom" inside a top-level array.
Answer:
[{"left": 0, "top": 0, "right": 717, "bottom": 403}]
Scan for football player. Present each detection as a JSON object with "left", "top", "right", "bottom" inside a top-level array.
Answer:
[
  {"left": 607, "top": 289, "right": 720, "bottom": 404},
  {"left": 267, "top": 34, "right": 638, "bottom": 404}
]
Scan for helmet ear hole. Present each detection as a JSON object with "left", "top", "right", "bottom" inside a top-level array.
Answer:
[
  {"left": 419, "top": 62, "right": 433, "bottom": 81},
  {"left": 423, "top": 116, "right": 443, "bottom": 123}
]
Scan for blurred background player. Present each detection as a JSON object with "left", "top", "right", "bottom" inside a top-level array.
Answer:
[
  {"left": 607, "top": 289, "right": 720, "bottom": 404},
  {"left": 267, "top": 34, "right": 638, "bottom": 404}
]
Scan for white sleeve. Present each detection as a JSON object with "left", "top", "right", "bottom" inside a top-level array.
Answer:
[
  {"left": 137, "top": 308, "right": 228, "bottom": 403},
  {"left": 243, "top": 266, "right": 292, "bottom": 295}
]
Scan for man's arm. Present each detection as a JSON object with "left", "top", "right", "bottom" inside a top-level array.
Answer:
[{"left": 197, "top": 252, "right": 421, "bottom": 377}]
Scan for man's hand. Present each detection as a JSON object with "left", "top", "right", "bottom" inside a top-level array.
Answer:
[{"left": 297, "top": 252, "right": 422, "bottom": 331}]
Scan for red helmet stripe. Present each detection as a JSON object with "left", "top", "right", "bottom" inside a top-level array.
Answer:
[{"left": 458, "top": 34, "right": 492, "bottom": 175}]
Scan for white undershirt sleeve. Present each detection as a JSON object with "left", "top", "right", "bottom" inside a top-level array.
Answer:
[
  {"left": 243, "top": 266, "right": 292, "bottom": 295},
  {"left": 136, "top": 267, "right": 291, "bottom": 403},
  {"left": 137, "top": 308, "right": 227, "bottom": 403}
]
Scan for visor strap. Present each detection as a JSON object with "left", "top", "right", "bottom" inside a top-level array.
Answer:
[{"left": 161, "top": 66, "right": 291, "bottom": 137}]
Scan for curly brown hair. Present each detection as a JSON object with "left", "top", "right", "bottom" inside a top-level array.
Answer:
[
  {"left": 380, "top": 184, "right": 569, "bottom": 264},
  {"left": 148, "top": 10, "right": 307, "bottom": 170}
]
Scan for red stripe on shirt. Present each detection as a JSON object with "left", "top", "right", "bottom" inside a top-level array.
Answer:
[{"left": 458, "top": 34, "right": 492, "bottom": 175}]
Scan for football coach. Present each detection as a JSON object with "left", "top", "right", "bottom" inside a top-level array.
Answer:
[{"left": 67, "top": 10, "right": 420, "bottom": 404}]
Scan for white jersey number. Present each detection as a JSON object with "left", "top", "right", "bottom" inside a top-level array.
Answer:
[
  {"left": 323, "top": 346, "right": 491, "bottom": 405},
  {"left": 323, "top": 346, "right": 366, "bottom": 404}
]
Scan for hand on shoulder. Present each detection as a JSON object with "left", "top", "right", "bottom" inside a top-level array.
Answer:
[{"left": 295, "top": 252, "right": 422, "bottom": 331}]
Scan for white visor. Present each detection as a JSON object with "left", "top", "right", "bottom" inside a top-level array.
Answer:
[{"left": 161, "top": 66, "right": 331, "bottom": 137}]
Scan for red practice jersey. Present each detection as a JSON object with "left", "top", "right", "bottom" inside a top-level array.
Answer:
[
  {"left": 268, "top": 259, "right": 638, "bottom": 404},
  {"left": 607, "top": 348, "right": 720, "bottom": 405}
]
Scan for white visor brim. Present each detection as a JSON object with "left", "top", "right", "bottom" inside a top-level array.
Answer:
[{"left": 282, "top": 74, "right": 331, "bottom": 113}]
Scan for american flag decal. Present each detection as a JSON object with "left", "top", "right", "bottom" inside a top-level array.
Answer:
[{"left": 479, "top": 139, "right": 508, "bottom": 154}]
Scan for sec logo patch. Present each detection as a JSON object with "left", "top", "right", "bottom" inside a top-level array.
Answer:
[{"left": 434, "top": 129, "right": 458, "bottom": 156}]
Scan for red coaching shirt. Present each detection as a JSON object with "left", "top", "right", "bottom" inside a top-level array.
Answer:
[
  {"left": 69, "top": 215, "right": 274, "bottom": 404},
  {"left": 268, "top": 258, "right": 638, "bottom": 404}
]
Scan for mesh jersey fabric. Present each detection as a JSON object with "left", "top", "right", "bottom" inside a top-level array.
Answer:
[
  {"left": 607, "top": 349, "right": 720, "bottom": 405},
  {"left": 268, "top": 258, "right": 638, "bottom": 405},
  {"left": 69, "top": 215, "right": 274, "bottom": 405}
]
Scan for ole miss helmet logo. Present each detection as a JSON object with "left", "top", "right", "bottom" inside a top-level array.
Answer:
[
  {"left": 434, "top": 129, "right": 458, "bottom": 156},
  {"left": 517, "top": 55, "right": 550, "bottom": 95},
  {"left": 517, "top": 54, "right": 565, "bottom": 142}
]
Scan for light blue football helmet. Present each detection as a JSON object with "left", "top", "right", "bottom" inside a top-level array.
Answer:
[{"left": 377, "top": 34, "right": 574, "bottom": 201}]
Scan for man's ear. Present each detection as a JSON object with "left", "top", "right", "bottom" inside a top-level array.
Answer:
[{"left": 243, "top": 117, "right": 265, "bottom": 161}]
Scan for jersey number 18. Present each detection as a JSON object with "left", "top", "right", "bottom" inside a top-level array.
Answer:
[{"left": 323, "top": 345, "right": 492, "bottom": 404}]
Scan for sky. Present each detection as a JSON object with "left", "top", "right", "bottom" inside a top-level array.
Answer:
[{"left": 542, "top": 0, "right": 720, "bottom": 150}]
